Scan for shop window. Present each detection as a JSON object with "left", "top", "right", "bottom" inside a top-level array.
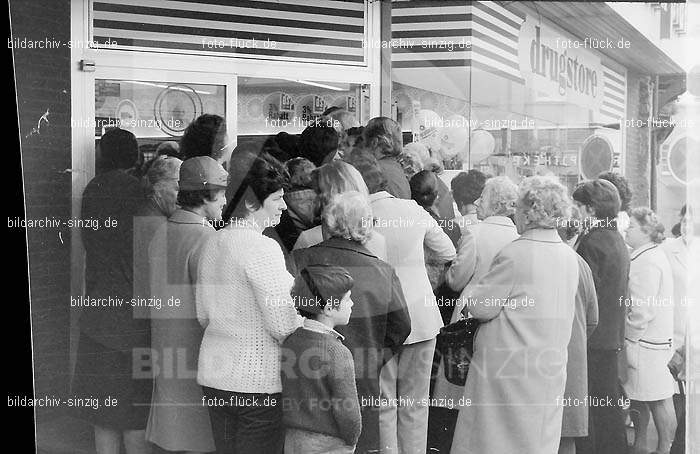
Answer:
[
  {"left": 94, "top": 79, "right": 225, "bottom": 173},
  {"left": 236, "top": 76, "right": 366, "bottom": 151},
  {"left": 389, "top": 0, "right": 624, "bottom": 190}
]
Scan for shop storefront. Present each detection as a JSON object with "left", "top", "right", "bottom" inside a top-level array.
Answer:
[
  {"left": 71, "top": 0, "right": 685, "bottom": 191},
  {"left": 68, "top": 0, "right": 686, "bottom": 304},
  {"left": 388, "top": 0, "right": 679, "bottom": 195}
]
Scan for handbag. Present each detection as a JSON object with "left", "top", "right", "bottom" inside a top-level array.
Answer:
[{"left": 436, "top": 317, "right": 480, "bottom": 386}]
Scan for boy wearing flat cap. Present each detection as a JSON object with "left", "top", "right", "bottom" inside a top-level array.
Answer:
[{"left": 282, "top": 265, "right": 362, "bottom": 454}]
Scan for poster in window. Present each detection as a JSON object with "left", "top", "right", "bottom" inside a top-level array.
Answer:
[
  {"left": 313, "top": 95, "right": 326, "bottom": 114},
  {"left": 280, "top": 93, "right": 294, "bottom": 112}
]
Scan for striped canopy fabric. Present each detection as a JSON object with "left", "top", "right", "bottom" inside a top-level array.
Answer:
[
  {"left": 91, "top": 0, "right": 367, "bottom": 65},
  {"left": 391, "top": 0, "right": 627, "bottom": 124},
  {"left": 391, "top": 0, "right": 525, "bottom": 84},
  {"left": 600, "top": 63, "right": 627, "bottom": 123}
]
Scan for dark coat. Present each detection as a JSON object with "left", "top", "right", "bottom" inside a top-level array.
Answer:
[
  {"left": 290, "top": 237, "right": 411, "bottom": 453},
  {"left": 79, "top": 169, "right": 146, "bottom": 351},
  {"left": 576, "top": 225, "right": 630, "bottom": 351}
]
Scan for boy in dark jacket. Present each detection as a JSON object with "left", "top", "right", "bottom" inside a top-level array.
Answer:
[{"left": 282, "top": 265, "right": 362, "bottom": 453}]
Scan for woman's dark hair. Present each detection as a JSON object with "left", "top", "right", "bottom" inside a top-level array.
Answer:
[
  {"left": 100, "top": 128, "right": 138, "bottom": 170},
  {"left": 298, "top": 123, "right": 339, "bottom": 167},
  {"left": 180, "top": 114, "right": 227, "bottom": 161},
  {"left": 572, "top": 179, "right": 621, "bottom": 220},
  {"left": 346, "top": 126, "right": 364, "bottom": 147},
  {"left": 363, "top": 117, "right": 402, "bottom": 158},
  {"left": 346, "top": 151, "right": 388, "bottom": 194},
  {"left": 276, "top": 132, "right": 300, "bottom": 159},
  {"left": 222, "top": 146, "right": 288, "bottom": 222},
  {"left": 262, "top": 135, "right": 290, "bottom": 163},
  {"left": 177, "top": 189, "right": 222, "bottom": 209},
  {"left": 598, "top": 171, "right": 632, "bottom": 211},
  {"left": 451, "top": 169, "right": 488, "bottom": 207},
  {"left": 410, "top": 170, "right": 439, "bottom": 209}
]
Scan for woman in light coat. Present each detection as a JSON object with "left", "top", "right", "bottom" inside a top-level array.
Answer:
[
  {"left": 623, "top": 207, "right": 676, "bottom": 454},
  {"left": 351, "top": 153, "right": 456, "bottom": 454},
  {"left": 431, "top": 176, "right": 520, "bottom": 450},
  {"left": 450, "top": 176, "right": 579, "bottom": 454},
  {"left": 146, "top": 156, "right": 228, "bottom": 453}
]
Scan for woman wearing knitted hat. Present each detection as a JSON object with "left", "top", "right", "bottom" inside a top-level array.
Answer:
[{"left": 145, "top": 155, "right": 228, "bottom": 454}]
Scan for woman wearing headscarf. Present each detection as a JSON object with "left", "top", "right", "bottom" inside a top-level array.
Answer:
[
  {"left": 450, "top": 176, "right": 579, "bottom": 454},
  {"left": 73, "top": 128, "right": 150, "bottom": 454}
]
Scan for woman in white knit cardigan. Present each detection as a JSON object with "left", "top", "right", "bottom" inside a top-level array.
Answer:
[{"left": 196, "top": 148, "right": 302, "bottom": 454}]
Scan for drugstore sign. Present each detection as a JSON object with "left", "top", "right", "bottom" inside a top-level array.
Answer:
[{"left": 518, "top": 16, "right": 604, "bottom": 112}]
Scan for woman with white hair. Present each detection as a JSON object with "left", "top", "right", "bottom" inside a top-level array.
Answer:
[
  {"left": 445, "top": 176, "right": 519, "bottom": 293},
  {"left": 133, "top": 155, "right": 182, "bottom": 316},
  {"left": 291, "top": 191, "right": 411, "bottom": 454},
  {"left": 430, "top": 177, "right": 520, "bottom": 450},
  {"left": 450, "top": 176, "right": 579, "bottom": 454}
]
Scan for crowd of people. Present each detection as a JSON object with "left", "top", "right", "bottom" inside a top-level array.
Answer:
[{"left": 73, "top": 109, "right": 690, "bottom": 454}]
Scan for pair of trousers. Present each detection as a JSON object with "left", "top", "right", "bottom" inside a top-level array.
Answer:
[
  {"left": 202, "top": 386, "right": 282, "bottom": 454},
  {"left": 379, "top": 338, "right": 436, "bottom": 454},
  {"left": 576, "top": 349, "right": 627, "bottom": 454}
]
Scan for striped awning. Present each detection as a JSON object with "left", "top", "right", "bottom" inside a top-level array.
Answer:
[
  {"left": 391, "top": 0, "right": 525, "bottom": 88},
  {"left": 91, "top": 0, "right": 367, "bottom": 65},
  {"left": 600, "top": 63, "right": 627, "bottom": 123}
]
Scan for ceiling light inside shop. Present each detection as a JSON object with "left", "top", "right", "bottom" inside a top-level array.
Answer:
[
  {"left": 125, "top": 80, "right": 212, "bottom": 95},
  {"left": 286, "top": 79, "right": 346, "bottom": 91}
]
